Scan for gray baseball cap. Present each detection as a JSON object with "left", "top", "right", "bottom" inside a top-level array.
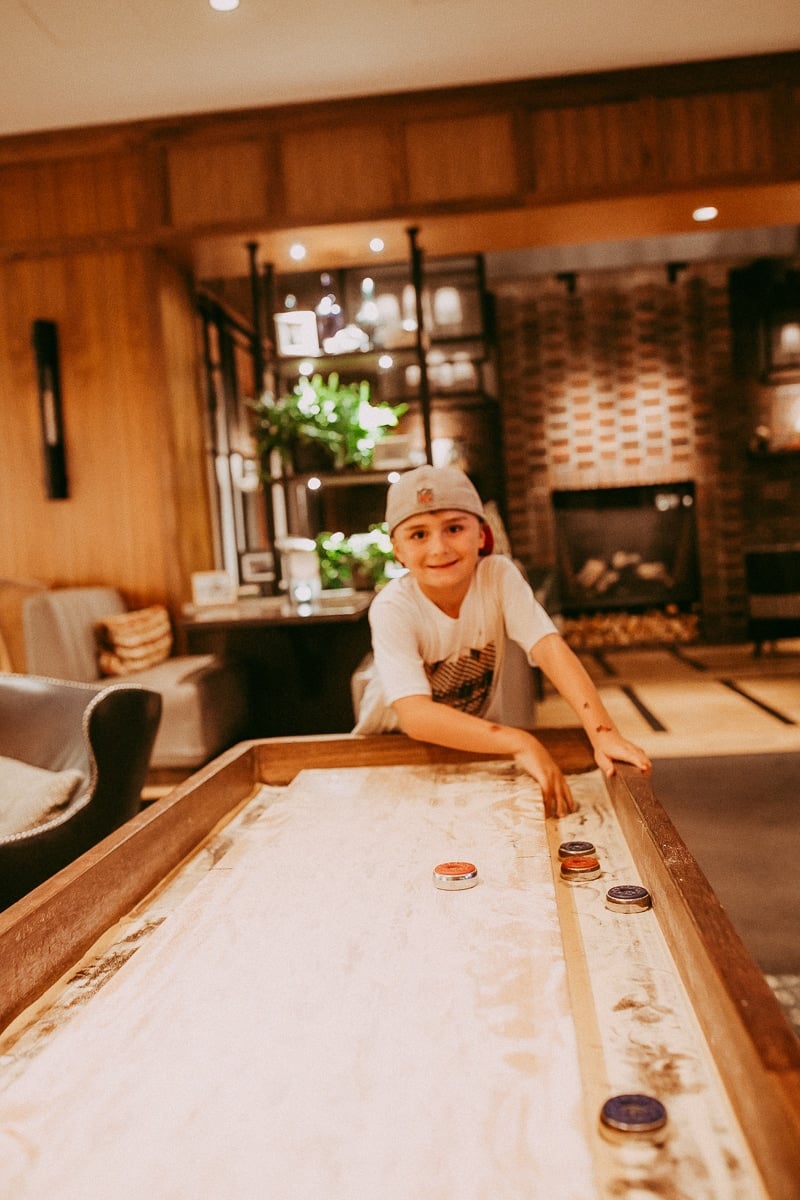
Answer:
[{"left": 385, "top": 465, "right": 485, "bottom": 535}]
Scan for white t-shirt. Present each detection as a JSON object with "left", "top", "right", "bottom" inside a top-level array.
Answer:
[{"left": 353, "top": 554, "right": 558, "bottom": 734}]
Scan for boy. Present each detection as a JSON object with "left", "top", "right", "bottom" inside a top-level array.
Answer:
[{"left": 353, "top": 464, "right": 652, "bottom": 817}]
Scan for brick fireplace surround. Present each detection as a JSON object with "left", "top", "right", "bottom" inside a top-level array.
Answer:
[{"left": 494, "top": 261, "right": 795, "bottom": 644}]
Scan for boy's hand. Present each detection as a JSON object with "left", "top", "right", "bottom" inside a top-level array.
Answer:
[
  {"left": 513, "top": 738, "right": 577, "bottom": 819},
  {"left": 591, "top": 730, "right": 652, "bottom": 778}
]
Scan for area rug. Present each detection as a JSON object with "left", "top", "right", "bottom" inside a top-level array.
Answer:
[{"left": 538, "top": 643, "right": 800, "bottom": 758}]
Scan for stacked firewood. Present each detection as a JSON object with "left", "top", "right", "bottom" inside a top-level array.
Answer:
[{"left": 560, "top": 607, "right": 700, "bottom": 648}]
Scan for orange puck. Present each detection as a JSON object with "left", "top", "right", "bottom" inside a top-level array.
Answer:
[
  {"left": 560, "top": 854, "right": 601, "bottom": 881},
  {"left": 433, "top": 861, "right": 479, "bottom": 890}
]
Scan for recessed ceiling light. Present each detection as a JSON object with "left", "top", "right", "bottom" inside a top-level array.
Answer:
[
  {"left": 692, "top": 206, "right": 719, "bottom": 223},
  {"left": 209, "top": 0, "right": 239, "bottom": 11},
  {"left": 289, "top": 243, "right": 307, "bottom": 261},
  {"left": 369, "top": 238, "right": 385, "bottom": 253}
]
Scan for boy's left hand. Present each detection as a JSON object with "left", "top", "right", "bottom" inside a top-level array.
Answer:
[{"left": 591, "top": 730, "right": 652, "bottom": 778}]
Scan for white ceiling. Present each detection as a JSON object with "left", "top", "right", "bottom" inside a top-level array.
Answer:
[{"left": 3, "top": 0, "right": 800, "bottom": 139}]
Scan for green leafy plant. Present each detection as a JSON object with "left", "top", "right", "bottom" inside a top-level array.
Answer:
[
  {"left": 251, "top": 374, "right": 406, "bottom": 477},
  {"left": 316, "top": 524, "right": 399, "bottom": 591}
]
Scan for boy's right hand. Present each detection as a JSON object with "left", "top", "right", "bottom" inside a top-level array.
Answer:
[
  {"left": 513, "top": 737, "right": 577, "bottom": 819},
  {"left": 392, "top": 695, "right": 577, "bottom": 818}
]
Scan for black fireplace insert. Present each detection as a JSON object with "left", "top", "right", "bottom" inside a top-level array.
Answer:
[{"left": 552, "top": 483, "right": 699, "bottom": 614}]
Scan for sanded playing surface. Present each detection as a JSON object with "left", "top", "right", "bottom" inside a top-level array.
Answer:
[{"left": 0, "top": 762, "right": 767, "bottom": 1199}]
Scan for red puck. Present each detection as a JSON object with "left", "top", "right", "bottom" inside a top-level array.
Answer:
[
  {"left": 433, "top": 861, "right": 479, "bottom": 890},
  {"left": 560, "top": 854, "right": 601, "bottom": 881}
]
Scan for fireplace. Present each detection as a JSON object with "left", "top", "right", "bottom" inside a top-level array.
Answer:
[{"left": 552, "top": 484, "right": 700, "bottom": 616}]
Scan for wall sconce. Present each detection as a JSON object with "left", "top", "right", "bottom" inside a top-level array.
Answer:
[
  {"left": 556, "top": 272, "right": 578, "bottom": 295},
  {"left": 747, "top": 262, "right": 800, "bottom": 382},
  {"left": 762, "top": 309, "right": 800, "bottom": 382},
  {"left": 776, "top": 319, "right": 800, "bottom": 359},
  {"left": 31, "top": 319, "right": 68, "bottom": 500}
]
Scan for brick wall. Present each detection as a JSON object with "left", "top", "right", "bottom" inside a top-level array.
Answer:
[{"left": 494, "top": 263, "right": 752, "bottom": 642}]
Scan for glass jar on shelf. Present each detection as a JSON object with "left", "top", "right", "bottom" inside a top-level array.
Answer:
[{"left": 315, "top": 272, "right": 345, "bottom": 346}]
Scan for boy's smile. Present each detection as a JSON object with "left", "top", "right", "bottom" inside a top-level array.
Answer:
[{"left": 391, "top": 510, "right": 487, "bottom": 615}]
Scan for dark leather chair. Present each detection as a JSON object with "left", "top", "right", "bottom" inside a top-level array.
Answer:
[{"left": 0, "top": 674, "right": 162, "bottom": 909}]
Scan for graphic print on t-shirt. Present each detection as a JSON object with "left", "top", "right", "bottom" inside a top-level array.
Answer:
[{"left": 425, "top": 643, "right": 496, "bottom": 715}]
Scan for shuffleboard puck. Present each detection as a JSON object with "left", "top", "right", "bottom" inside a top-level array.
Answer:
[
  {"left": 605, "top": 884, "right": 652, "bottom": 913},
  {"left": 599, "top": 1094, "right": 668, "bottom": 1141},
  {"left": 558, "top": 840, "right": 596, "bottom": 860},
  {"left": 433, "top": 861, "right": 479, "bottom": 890},
  {"left": 560, "top": 854, "right": 601, "bottom": 881}
]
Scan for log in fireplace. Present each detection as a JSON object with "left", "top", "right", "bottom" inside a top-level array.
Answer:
[{"left": 552, "top": 484, "right": 700, "bottom": 616}]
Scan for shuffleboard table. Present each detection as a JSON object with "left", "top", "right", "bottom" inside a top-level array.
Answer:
[{"left": 0, "top": 730, "right": 798, "bottom": 1199}]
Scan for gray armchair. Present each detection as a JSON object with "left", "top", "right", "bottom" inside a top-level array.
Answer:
[
  {"left": 0, "top": 673, "right": 161, "bottom": 909},
  {"left": 21, "top": 586, "right": 250, "bottom": 781}
]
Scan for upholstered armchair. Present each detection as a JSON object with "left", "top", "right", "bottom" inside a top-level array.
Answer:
[
  {"left": 0, "top": 673, "right": 161, "bottom": 909},
  {"left": 21, "top": 587, "right": 251, "bottom": 783}
]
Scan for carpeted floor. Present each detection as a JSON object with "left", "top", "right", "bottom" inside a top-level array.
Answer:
[
  {"left": 538, "top": 639, "right": 800, "bottom": 1036},
  {"left": 651, "top": 753, "right": 799, "bottom": 971}
]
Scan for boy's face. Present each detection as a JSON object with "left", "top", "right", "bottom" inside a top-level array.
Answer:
[{"left": 391, "top": 510, "right": 487, "bottom": 599}]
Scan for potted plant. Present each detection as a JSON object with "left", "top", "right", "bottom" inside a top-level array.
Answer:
[
  {"left": 316, "top": 525, "right": 400, "bottom": 591},
  {"left": 251, "top": 374, "right": 406, "bottom": 477}
]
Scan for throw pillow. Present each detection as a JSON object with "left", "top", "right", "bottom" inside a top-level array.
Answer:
[
  {"left": 95, "top": 604, "right": 173, "bottom": 676},
  {"left": 0, "top": 755, "right": 84, "bottom": 838}
]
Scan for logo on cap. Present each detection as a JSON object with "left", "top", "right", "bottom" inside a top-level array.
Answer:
[{"left": 417, "top": 487, "right": 434, "bottom": 506}]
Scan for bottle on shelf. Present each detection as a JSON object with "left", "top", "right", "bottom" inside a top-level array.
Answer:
[
  {"left": 315, "top": 273, "right": 345, "bottom": 346},
  {"left": 355, "top": 276, "right": 380, "bottom": 347}
]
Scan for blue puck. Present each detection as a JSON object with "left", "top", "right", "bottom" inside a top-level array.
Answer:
[
  {"left": 600, "top": 1094, "right": 667, "bottom": 1135},
  {"left": 605, "top": 884, "right": 652, "bottom": 913},
  {"left": 558, "top": 840, "right": 596, "bottom": 860}
]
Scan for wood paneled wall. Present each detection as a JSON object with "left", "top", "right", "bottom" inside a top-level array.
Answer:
[
  {"left": 0, "top": 53, "right": 797, "bottom": 256},
  {"left": 0, "top": 51, "right": 798, "bottom": 609},
  {"left": 0, "top": 249, "right": 212, "bottom": 609}
]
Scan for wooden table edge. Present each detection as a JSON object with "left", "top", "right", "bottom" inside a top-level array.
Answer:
[{"left": 0, "top": 732, "right": 798, "bottom": 1197}]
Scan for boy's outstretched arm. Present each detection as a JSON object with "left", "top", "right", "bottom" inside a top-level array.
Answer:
[
  {"left": 392, "top": 694, "right": 576, "bottom": 818},
  {"left": 531, "top": 633, "right": 652, "bottom": 778}
]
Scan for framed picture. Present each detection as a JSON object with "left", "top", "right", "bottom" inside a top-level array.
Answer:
[
  {"left": 275, "top": 311, "right": 320, "bottom": 357},
  {"left": 190, "top": 571, "right": 238, "bottom": 608},
  {"left": 240, "top": 551, "right": 276, "bottom": 584}
]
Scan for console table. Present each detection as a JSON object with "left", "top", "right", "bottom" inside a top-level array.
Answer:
[{"left": 179, "top": 592, "right": 372, "bottom": 736}]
